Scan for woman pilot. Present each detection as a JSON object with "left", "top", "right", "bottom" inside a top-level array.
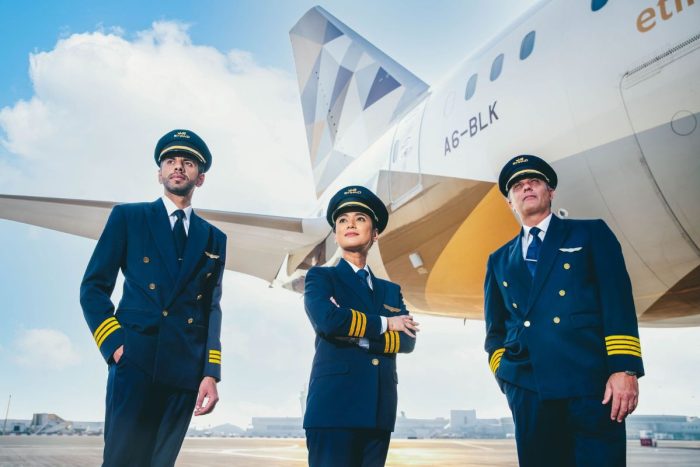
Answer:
[{"left": 302, "top": 185, "right": 419, "bottom": 467}]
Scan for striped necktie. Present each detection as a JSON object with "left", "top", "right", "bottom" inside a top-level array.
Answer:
[{"left": 525, "top": 226, "right": 542, "bottom": 277}]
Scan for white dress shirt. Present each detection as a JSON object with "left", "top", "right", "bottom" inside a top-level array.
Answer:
[{"left": 161, "top": 195, "right": 192, "bottom": 235}]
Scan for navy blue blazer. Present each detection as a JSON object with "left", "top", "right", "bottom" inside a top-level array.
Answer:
[
  {"left": 303, "top": 259, "right": 416, "bottom": 431},
  {"left": 484, "top": 215, "right": 644, "bottom": 399},
  {"left": 80, "top": 199, "right": 226, "bottom": 391}
]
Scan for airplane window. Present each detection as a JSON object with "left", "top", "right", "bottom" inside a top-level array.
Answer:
[
  {"left": 520, "top": 31, "right": 536, "bottom": 60},
  {"left": 464, "top": 73, "right": 478, "bottom": 100},
  {"left": 591, "top": 0, "right": 608, "bottom": 11},
  {"left": 490, "top": 54, "right": 504, "bottom": 81}
]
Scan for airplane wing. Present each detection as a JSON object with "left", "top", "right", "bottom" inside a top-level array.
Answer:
[{"left": 0, "top": 194, "right": 330, "bottom": 282}]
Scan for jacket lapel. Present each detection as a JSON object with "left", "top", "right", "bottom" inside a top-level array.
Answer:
[
  {"left": 508, "top": 231, "right": 532, "bottom": 301},
  {"left": 527, "top": 215, "right": 569, "bottom": 312},
  {"left": 369, "top": 268, "right": 386, "bottom": 312},
  {"left": 146, "top": 199, "right": 178, "bottom": 283},
  {"left": 335, "top": 259, "right": 374, "bottom": 312},
  {"left": 171, "top": 210, "right": 210, "bottom": 300}
]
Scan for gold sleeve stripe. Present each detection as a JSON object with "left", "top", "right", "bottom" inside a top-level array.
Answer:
[
  {"left": 608, "top": 350, "right": 642, "bottom": 357},
  {"left": 608, "top": 349, "right": 642, "bottom": 357},
  {"left": 605, "top": 339, "right": 641, "bottom": 346},
  {"left": 384, "top": 332, "right": 391, "bottom": 353},
  {"left": 390, "top": 331, "right": 396, "bottom": 353},
  {"left": 490, "top": 356, "right": 503, "bottom": 374},
  {"left": 208, "top": 358, "right": 221, "bottom": 364},
  {"left": 489, "top": 348, "right": 505, "bottom": 373},
  {"left": 490, "top": 351, "right": 503, "bottom": 371},
  {"left": 357, "top": 312, "right": 367, "bottom": 338},
  {"left": 349, "top": 309, "right": 358, "bottom": 337},
  {"left": 394, "top": 331, "right": 400, "bottom": 353},
  {"left": 93, "top": 317, "right": 118, "bottom": 339},
  {"left": 605, "top": 335, "right": 640, "bottom": 343},
  {"left": 96, "top": 321, "right": 121, "bottom": 348},
  {"left": 489, "top": 348, "right": 505, "bottom": 367},
  {"left": 606, "top": 344, "right": 641, "bottom": 352},
  {"left": 606, "top": 342, "right": 641, "bottom": 349},
  {"left": 209, "top": 350, "right": 221, "bottom": 355},
  {"left": 94, "top": 320, "right": 119, "bottom": 345}
]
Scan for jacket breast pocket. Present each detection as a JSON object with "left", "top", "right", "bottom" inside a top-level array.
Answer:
[
  {"left": 312, "top": 362, "right": 350, "bottom": 379},
  {"left": 570, "top": 312, "right": 602, "bottom": 329}
]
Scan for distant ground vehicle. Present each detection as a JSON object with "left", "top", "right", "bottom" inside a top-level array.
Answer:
[{"left": 639, "top": 430, "right": 657, "bottom": 447}]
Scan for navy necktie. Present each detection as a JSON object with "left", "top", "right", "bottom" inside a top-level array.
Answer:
[
  {"left": 525, "top": 226, "right": 542, "bottom": 277},
  {"left": 357, "top": 269, "right": 372, "bottom": 293},
  {"left": 173, "top": 209, "right": 187, "bottom": 265}
]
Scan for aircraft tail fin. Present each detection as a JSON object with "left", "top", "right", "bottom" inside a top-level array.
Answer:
[{"left": 290, "top": 6, "right": 429, "bottom": 196}]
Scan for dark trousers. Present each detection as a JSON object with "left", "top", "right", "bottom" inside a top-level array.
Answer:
[
  {"left": 103, "top": 356, "right": 197, "bottom": 467},
  {"left": 504, "top": 382, "right": 626, "bottom": 467},
  {"left": 306, "top": 428, "right": 391, "bottom": 467}
]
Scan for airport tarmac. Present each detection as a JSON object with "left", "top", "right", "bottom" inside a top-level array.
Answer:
[{"left": 0, "top": 437, "right": 698, "bottom": 466}]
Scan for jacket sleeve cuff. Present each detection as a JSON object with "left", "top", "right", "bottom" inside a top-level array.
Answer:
[
  {"left": 346, "top": 309, "right": 382, "bottom": 338},
  {"left": 489, "top": 348, "right": 505, "bottom": 375},
  {"left": 605, "top": 335, "right": 644, "bottom": 376},
  {"left": 368, "top": 331, "right": 401, "bottom": 354},
  {"left": 204, "top": 349, "right": 222, "bottom": 382},
  {"left": 95, "top": 319, "right": 124, "bottom": 363}
]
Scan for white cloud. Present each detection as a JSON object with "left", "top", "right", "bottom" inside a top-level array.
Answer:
[
  {"left": 13, "top": 328, "right": 81, "bottom": 370},
  {"left": 0, "top": 21, "right": 315, "bottom": 215}
]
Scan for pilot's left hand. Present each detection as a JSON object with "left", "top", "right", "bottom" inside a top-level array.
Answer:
[
  {"left": 195, "top": 376, "right": 219, "bottom": 416},
  {"left": 603, "top": 371, "right": 639, "bottom": 422}
]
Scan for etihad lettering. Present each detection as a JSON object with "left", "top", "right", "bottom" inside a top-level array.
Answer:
[
  {"left": 637, "top": 0, "right": 695, "bottom": 33},
  {"left": 444, "top": 100, "right": 499, "bottom": 156}
]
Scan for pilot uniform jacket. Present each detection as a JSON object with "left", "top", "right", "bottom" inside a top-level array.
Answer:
[
  {"left": 303, "top": 259, "right": 416, "bottom": 432},
  {"left": 484, "top": 215, "right": 644, "bottom": 399},
  {"left": 80, "top": 198, "right": 226, "bottom": 392}
]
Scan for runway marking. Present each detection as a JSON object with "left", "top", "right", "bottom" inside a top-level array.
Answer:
[
  {"left": 451, "top": 440, "right": 497, "bottom": 451},
  {"left": 187, "top": 444, "right": 306, "bottom": 462}
]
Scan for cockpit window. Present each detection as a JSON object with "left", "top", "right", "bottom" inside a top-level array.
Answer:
[
  {"left": 520, "top": 31, "right": 536, "bottom": 60},
  {"left": 464, "top": 73, "right": 478, "bottom": 100},
  {"left": 490, "top": 54, "right": 504, "bottom": 81},
  {"left": 591, "top": 0, "right": 608, "bottom": 12}
]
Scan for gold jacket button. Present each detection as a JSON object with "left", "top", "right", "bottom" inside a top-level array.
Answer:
[
  {"left": 563, "top": 263, "right": 570, "bottom": 270},
  {"left": 162, "top": 310, "right": 168, "bottom": 317},
  {"left": 197, "top": 294, "right": 203, "bottom": 300},
  {"left": 149, "top": 283, "right": 156, "bottom": 290},
  {"left": 524, "top": 320, "right": 531, "bottom": 327},
  {"left": 559, "top": 290, "right": 566, "bottom": 297},
  {"left": 187, "top": 318, "right": 194, "bottom": 324},
  {"left": 371, "top": 358, "right": 379, "bottom": 366},
  {"left": 553, "top": 316, "right": 561, "bottom": 324},
  {"left": 502, "top": 281, "right": 508, "bottom": 287},
  {"left": 143, "top": 256, "right": 150, "bottom": 263},
  {"left": 512, "top": 303, "right": 518, "bottom": 309},
  {"left": 206, "top": 272, "right": 213, "bottom": 278}
]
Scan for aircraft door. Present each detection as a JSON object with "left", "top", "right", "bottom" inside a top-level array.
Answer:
[
  {"left": 620, "top": 34, "right": 700, "bottom": 250},
  {"left": 388, "top": 100, "right": 427, "bottom": 210}
]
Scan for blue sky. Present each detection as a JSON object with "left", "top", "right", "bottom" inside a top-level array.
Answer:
[{"left": 1, "top": 0, "right": 698, "bottom": 430}]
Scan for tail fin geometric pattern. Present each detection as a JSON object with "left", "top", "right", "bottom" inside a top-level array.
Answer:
[{"left": 290, "top": 6, "right": 429, "bottom": 196}]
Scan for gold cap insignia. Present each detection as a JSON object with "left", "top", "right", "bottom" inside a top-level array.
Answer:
[
  {"left": 175, "top": 131, "right": 190, "bottom": 139},
  {"left": 344, "top": 188, "right": 361, "bottom": 195},
  {"left": 513, "top": 156, "right": 528, "bottom": 165}
]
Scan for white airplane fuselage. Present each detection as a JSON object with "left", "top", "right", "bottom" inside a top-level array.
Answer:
[{"left": 299, "top": 0, "right": 700, "bottom": 326}]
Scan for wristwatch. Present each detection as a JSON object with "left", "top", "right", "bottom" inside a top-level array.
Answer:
[{"left": 624, "top": 370, "right": 638, "bottom": 377}]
